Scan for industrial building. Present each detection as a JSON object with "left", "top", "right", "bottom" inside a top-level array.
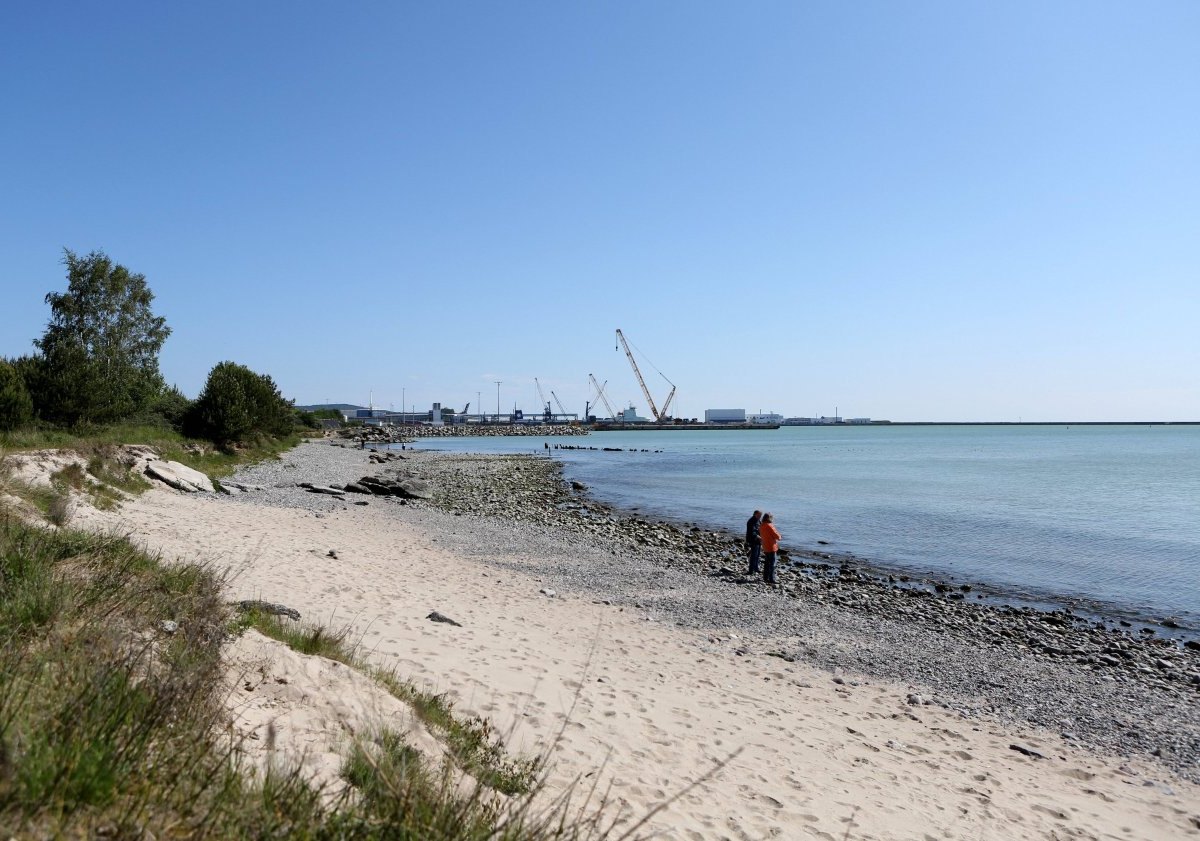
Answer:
[{"left": 705, "top": 409, "right": 746, "bottom": 424}]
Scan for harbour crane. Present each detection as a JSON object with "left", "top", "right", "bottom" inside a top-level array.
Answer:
[
  {"left": 550, "top": 391, "right": 568, "bottom": 417},
  {"left": 533, "top": 378, "right": 553, "bottom": 423},
  {"left": 588, "top": 374, "right": 618, "bottom": 420},
  {"left": 615, "top": 329, "right": 676, "bottom": 422}
]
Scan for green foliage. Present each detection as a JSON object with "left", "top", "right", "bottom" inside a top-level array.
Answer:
[
  {"left": 146, "top": 384, "right": 193, "bottom": 430},
  {"left": 33, "top": 249, "right": 171, "bottom": 426},
  {"left": 296, "top": 409, "right": 322, "bottom": 429},
  {"left": 184, "top": 361, "right": 295, "bottom": 446},
  {"left": 0, "top": 360, "right": 34, "bottom": 432}
]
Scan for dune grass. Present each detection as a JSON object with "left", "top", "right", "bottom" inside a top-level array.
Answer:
[
  {"left": 0, "top": 513, "right": 617, "bottom": 840},
  {"left": 236, "top": 608, "right": 543, "bottom": 798}
]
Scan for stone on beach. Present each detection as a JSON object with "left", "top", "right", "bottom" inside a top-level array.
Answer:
[{"left": 144, "top": 459, "right": 216, "bottom": 493}]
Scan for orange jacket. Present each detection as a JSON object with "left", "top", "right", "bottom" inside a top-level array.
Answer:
[{"left": 759, "top": 522, "right": 780, "bottom": 553}]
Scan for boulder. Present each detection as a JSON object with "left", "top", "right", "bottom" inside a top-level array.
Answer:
[
  {"left": 357, "top": 476, "right": 395, "bottom": 495},
  {"left": 394, "top": 479, "right": 432, "bottom": 500},
  {"left": 304, "top": 485, "right": 346, "bottom": 496},
  {"left": 145, "top": 460, "right": 215, "bottom": 493}
]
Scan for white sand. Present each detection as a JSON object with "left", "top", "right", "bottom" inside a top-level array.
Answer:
[{"left": 79, "top": 487, "right": 1200, "bottom": 840}]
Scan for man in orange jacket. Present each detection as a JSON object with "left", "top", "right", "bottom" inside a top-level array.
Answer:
[{"left": 759, "top": 512, "right": 781, "bottom": 585}]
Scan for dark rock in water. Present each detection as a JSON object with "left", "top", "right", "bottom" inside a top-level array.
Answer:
[
  {"left": 236, "top": 600, "right": 301, "bottom": 621},
  {"left": 1161, "top": 617, "right": 1182, "bottom": 629},
  {"left": 1009, "top": 743, "right": 1046, "bottom": 760},
  {"left": 571, "top": 480, "right": 588, "bottom": 491},
  {"left": 427, "top": 611, "right": 462, "bottom": 627},
  {"left": 1184, "top": 640, "right": 1200, "bottom": 651}
]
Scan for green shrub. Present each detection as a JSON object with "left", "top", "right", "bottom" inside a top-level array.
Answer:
[
  {"left": 183, "top": 361, "right": 295, "bottom": 447},
  {"left": 0, "top": 359, "right": 34, "bottom": 431},
  {"left": 146, "top": 384, "right": 193, "bottom": 430}
]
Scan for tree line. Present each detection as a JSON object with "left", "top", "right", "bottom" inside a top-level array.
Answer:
[{"left": 0, "top": 249, "right": 316, "bottom": 446}]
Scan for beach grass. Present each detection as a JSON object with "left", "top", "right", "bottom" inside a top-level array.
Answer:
[
  {"left": 0, "top": 511, "right": 612, "bottom": 839},
  {"left": 236, "top": 608, "right": 543, "bottom": 797}
]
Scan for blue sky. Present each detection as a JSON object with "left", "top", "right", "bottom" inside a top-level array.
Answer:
[{"left": 3, "top": 2, "right": 1197, "bottom": 421}]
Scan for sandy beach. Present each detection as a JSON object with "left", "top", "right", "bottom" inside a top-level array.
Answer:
[{"left": 76, "top": 440, "right": 1200, "bottom": 840}]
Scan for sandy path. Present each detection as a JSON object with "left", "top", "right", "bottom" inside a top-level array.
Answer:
[{"left": 82, "top": 488, "right": 1200, "bottom": 840}]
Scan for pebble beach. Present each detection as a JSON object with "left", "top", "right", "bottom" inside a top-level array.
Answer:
[{"left": 87, "top": 438, "right": 1200, "bottom": 838}]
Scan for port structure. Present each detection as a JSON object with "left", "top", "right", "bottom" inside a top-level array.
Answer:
[
  {"left": 533, "top": 378, "right": 554, "bottom": 424},
  {"left": 615, "top": 329, "right": 676, "bottom": 422},
  {"left": 588, "top": 374, "right": 618, "bottom": 421},
  {"left": 550, "top": 390, "right": 568, "bottom": 417}
]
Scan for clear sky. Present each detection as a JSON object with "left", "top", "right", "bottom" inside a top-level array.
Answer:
[{"left": 3, "top": 2, "right": 1197, "bottom": 422}]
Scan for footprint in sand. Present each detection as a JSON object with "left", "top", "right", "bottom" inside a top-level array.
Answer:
[
  {"left": 1031, "top": 803, "right": 1070, "bottom": 821},
  {"left": 1060, "top": 768, "right": 1095, "bottom": 781}
]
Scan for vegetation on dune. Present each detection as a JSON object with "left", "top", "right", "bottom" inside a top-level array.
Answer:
[
  {"left": 236, "top": 609, "right": 543, "bottom": 798},
  {"left": 183, "top": 361, "right": 297, "bottom": 447},
  {"left": 0, "top": 513, "right": 619, "bottom": 840}
]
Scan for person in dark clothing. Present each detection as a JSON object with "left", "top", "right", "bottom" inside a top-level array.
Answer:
[{"left": 745, "top": 510, "right": 762, "bottom": 575}]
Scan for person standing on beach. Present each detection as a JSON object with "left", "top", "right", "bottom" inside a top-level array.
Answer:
[
  {"left": 745, "top": 510, "right": 762, "bottom": 575},
  {"left": 760, "top": 512, "right": 781, "bottom": 585}
]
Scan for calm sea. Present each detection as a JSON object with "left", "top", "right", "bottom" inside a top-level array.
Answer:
[{"left": 405, "top": 425, "right": 1200, "bottom": 630}]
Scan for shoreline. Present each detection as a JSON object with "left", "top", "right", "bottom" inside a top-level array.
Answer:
[
  {"left": 88, "top": 439, "right": 1200, "bottom": 837},
  {"left": 398, "top": 433, "right": 1200, "bottom": 639},
  {"left": 342, "top": 441, "right": 1200, "bottom": 783}
]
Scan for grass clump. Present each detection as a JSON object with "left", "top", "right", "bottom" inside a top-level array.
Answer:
[{"left": 238, "top": 609, "right": 543, "bottom": 797}]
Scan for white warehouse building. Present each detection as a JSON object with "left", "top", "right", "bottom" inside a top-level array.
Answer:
[{"left": 705, "top": 408, "right": 746, "bottom": 424}]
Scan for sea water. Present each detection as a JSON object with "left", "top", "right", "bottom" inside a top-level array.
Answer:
[{"left": 405, "top": 425, "right": 1200, "bottom": 630}]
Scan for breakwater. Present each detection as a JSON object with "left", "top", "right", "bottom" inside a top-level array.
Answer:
[{"left": 338, "top": 424, "right": 589, "bottom": 445}]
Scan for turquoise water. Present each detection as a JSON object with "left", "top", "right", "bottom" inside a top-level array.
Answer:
[{"left": 407, "top": 425, "right": 1200, "bottom": 629}]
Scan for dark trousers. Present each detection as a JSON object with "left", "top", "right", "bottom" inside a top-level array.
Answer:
[
  {"left": 747, "top": 543, "right": 761, "bottom": 574},
  {"left": 763, "top": 551, "right": 778, "bottom": 584}
]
